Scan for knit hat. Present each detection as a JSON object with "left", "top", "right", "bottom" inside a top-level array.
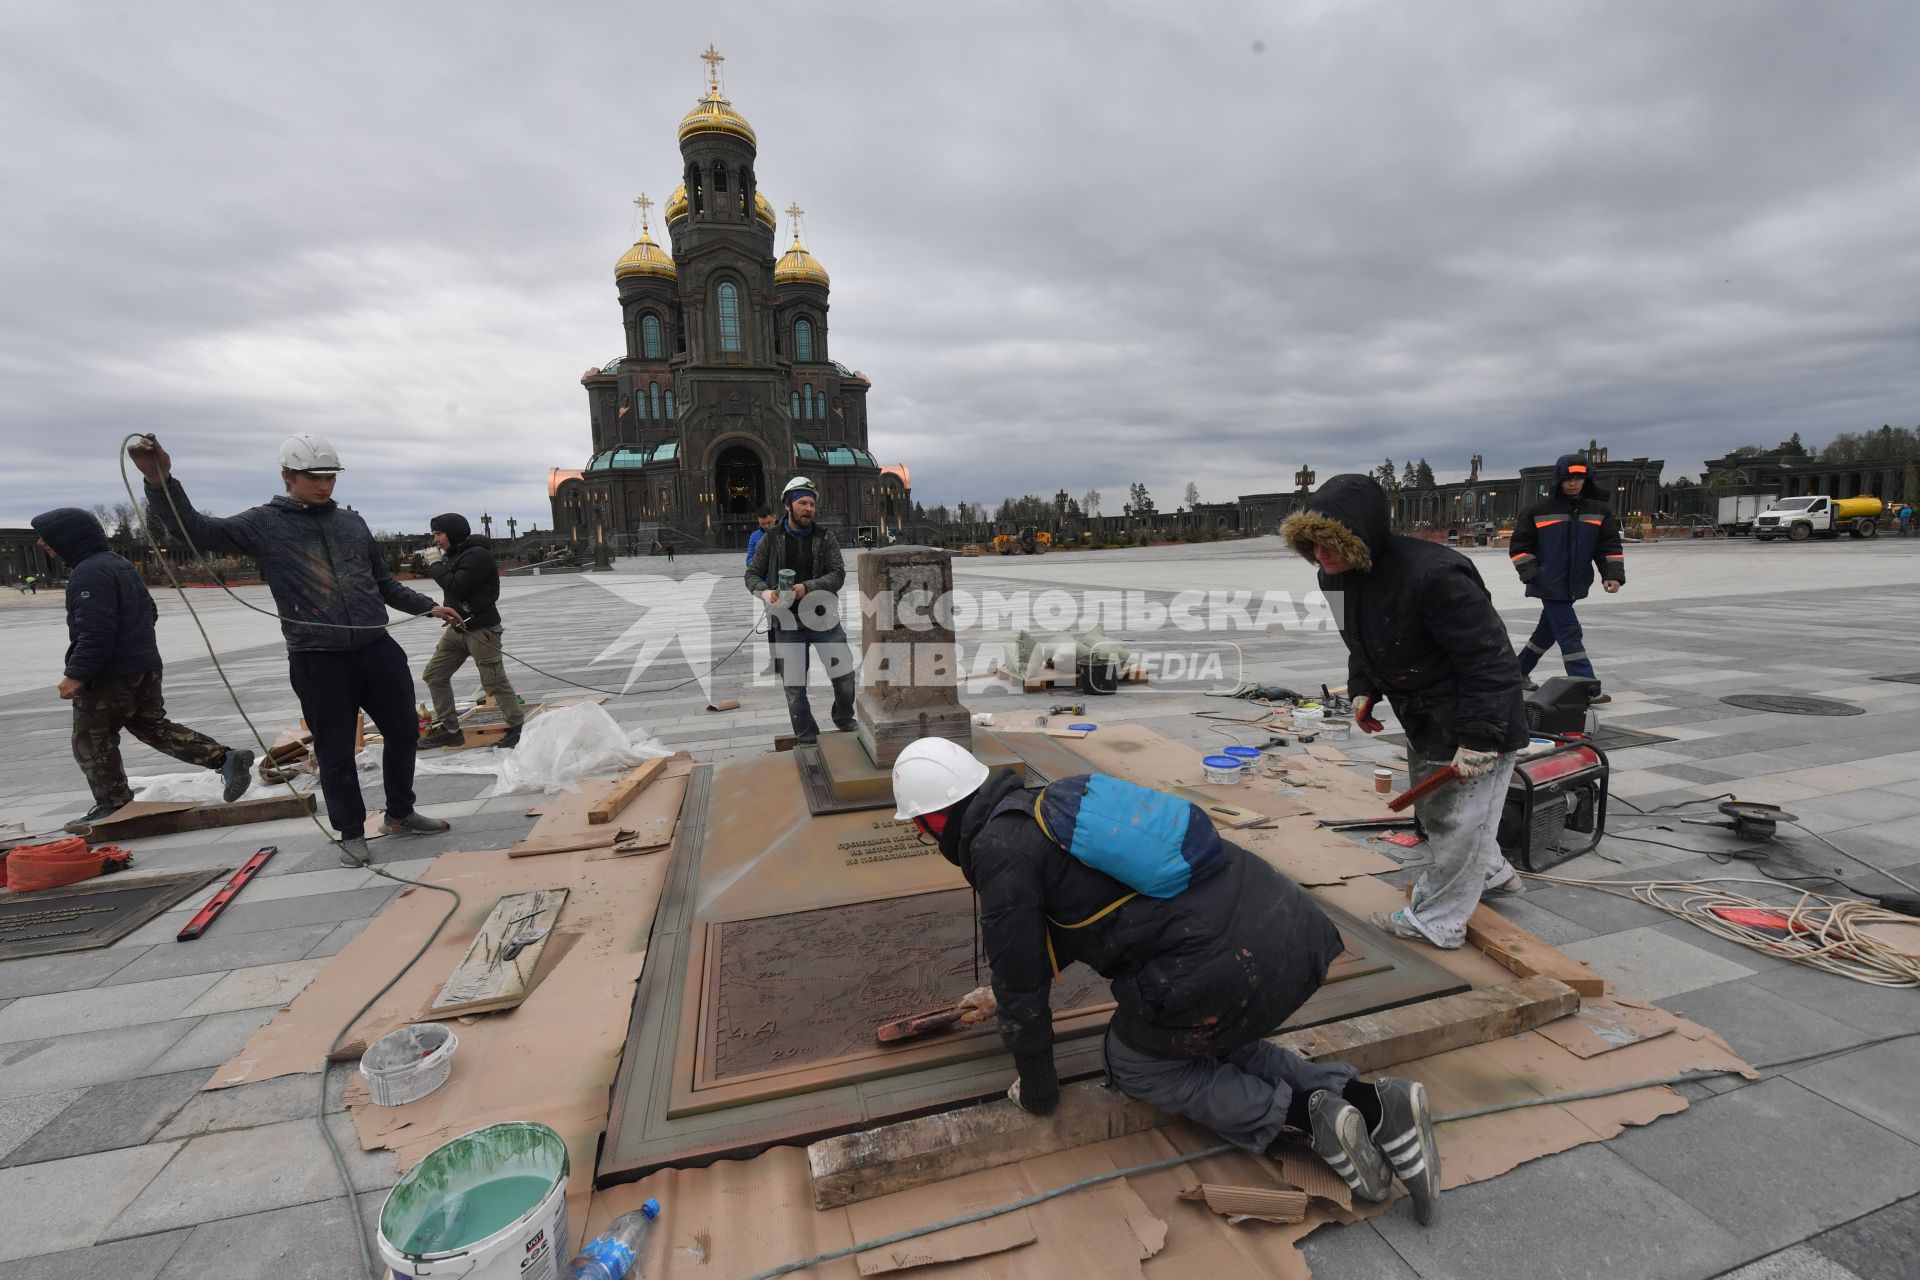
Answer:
[{"left": 430, "top": 513, "right": 471, "bottom": 544}]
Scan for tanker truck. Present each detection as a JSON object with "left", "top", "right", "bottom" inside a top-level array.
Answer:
[{"left": 1752, "top": 494, "right": 1883, "bottom": 542}]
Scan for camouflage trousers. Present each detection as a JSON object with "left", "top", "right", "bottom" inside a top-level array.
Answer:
[{"left": 72, "top": 670, "right": 231, "bottom": 808}]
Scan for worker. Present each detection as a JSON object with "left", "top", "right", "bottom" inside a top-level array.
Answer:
[
  {"left": 891, "top": 738, "right": 1445, "bottom": 1223},
  {"left": 745, "top": 475, "right": 855, "bottom": 743},
  {"left": 744, "top": 505, "right": 777, "bottom": 566},
  {"left": 417, "top": 513, "right": 523, "bottom": 751},
  {"left": 130, "top": 433, "right": 463, "bottom": 867},
  {"left": 1899, "top": 502, "right": 1913, "bottom": 538},
  {"left": 30, "top": 508, "right": 256, "bottom": 832},
  {"left": 1506, "top": 454, "right": 1625, "bottom": 703},
  {"left": 1281, "top": 474, "right": 1529, "bottom": 950}
]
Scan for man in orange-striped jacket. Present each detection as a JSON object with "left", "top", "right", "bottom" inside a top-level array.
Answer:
[{"left": 1508, "top": 454, "right": 1626, "bottom": 704}]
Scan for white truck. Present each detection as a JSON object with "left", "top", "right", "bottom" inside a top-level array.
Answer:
[
  {"left": 1752, "top": 495, "right": 1883, "bottom": 542},
  {"left": 1716, "top": 493, "right": 1776, "bottom": 536}
]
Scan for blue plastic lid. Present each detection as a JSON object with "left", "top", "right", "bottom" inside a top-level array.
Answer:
[
  {"left": 1222, "top": 746, "right": 1261, "bottom": 760},
  {"left": 642, "top": 1198, "right": 661, "bottom": 1220},
  {"left": 1201, "top": 755, "right": 1243, "bottom": 768},
  {"left": 1068, "top": 723, "right": 1097, "bottom": 732}
]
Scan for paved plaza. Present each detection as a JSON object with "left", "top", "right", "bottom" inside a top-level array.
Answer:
[{"left": 0, "top": 536, "right": 1917, "bottom": 1278}]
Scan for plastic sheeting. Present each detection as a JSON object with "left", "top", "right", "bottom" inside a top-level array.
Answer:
[{"left": 410, "top": 702, "right": 669, "bottom": 796}]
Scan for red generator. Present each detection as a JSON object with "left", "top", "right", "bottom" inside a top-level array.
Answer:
[{"left": 1498, "top": 736, "right": 1610, "bottom": 872}]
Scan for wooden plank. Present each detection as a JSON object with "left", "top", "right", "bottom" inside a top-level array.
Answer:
[
  {"left": 1164, "top": 786, "right": 1270, "bottom": 829},
  {"left": 807, "top": 976, "right": 1578, "bottom": 1208},
  {"left": 79, "top": 792, "right": 316, "bottom": 840},
  {"left": 588, "top": 757, "right": 669, "bottom": 825},
  {"left": 1465, "top": 904, "right": 1609, "bottom": 997},
  {"left": 429, "top": 888, "right": 569, "bottom": 1017}
]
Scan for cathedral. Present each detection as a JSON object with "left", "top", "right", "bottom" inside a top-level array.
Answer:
[{"left": 549, "top": 48, "right": 909, "bottom": 551}]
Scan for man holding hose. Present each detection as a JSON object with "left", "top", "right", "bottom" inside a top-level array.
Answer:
[
  {"left": 1281, "top": 474, "right": 1530, "bottom": 948},
  {"left": 130, "top": 433, "right": 462, "bottom": 867}
]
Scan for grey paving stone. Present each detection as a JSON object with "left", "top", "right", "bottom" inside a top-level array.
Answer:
[
  {"left": 1609, "top": 1077, "right": 1920, "bottom": 1254},
  {"left": 1807, "top": 1193, "right": 1920, "bottom": 1280},
  {"left": 1481, "top": 895, "right": 1596, "bottom": 946},
  {"left": 179, "top": 960, "right": 326, "bottom": 1018},
  {"left": 1787, "top": 1034, "right": 1920, "bottom": 1145},
  {"left": 1298, "top": 1219, "right": 1419, "bottom": 1277},
  {"left": 146, "top": 1007, "right": 277, "bottom": 1076},
  {"left": 102, "top": 1115, "right": 395, "bottom": 1240},
  {"left": 0, "top": 949, "right": 148, "bottom": 1001},
  {"left": 1654, "top": 762, "right": 1761, "bottom": 786},
  {"left": 1515, "top": 881, "right": 1672, "bottom": 935},
  {"left": 0, "top": 1069, "right": 207, "bottom": 1168},
  {"left": 303, "top": 918, "right": 371, "bottom": 959},
  {"left": 100, "top": 924, "right": 336, "bottom": 986},
  {"left": 0, "top": 1230, "right": 190, "bottom": 1279},
  {"left": 1370, "top": 1143, "right": 1749, "bottom": 1280},
  {"left": 153, "top": 1196, "right": 382, "bottom": 1280},
  {"left": 0, "top": 1090, "right": 82, "bottom": 1163},
  {"left": 0, "top": 1140, "right": 181, "bottom": 1263},
  {"left": 1561, "top": 925, "right": 1757, "bottom": 1001},
  {"left": 0, "top": 1021, "right": 195, "bottom": 1101},
  {"left": 179, "top": 886, "right": 399, "bottom": 937},
  {"left": 1716, "top": 1245, "right": 1868, "bottom": 1280},
  {"left": 156, "top": 1064, "right": 353, "bottom": 1142},
  {"left": 1749, "top": 964, "right": 1920, "bottom": 1037},
  {"left": 1659, "top": 978, "right": 1873, "bottom": 1070},
  {"left": 0, "top": 973, "right": 221, "bottom": 1045}
]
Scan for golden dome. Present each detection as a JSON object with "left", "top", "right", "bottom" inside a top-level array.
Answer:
[
  {"left": 774, "top": 230, "right": 829, "bottom": 288},
  {"left": 678, "top": 85, "right": 757, "bottom": 148},
  {"left": 664, "top": 183, "right": 689, "bottom": 223},
  {"left": 614, "top": 228, "right": 676, "bottom": 282},
  {"left": 754, "top": 190, "right": 775, "bottom": 229}
]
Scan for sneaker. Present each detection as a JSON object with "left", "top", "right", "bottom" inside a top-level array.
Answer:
[
  {"left": 1522, "top": 677, "right": 1538, "bottom": 692},
  {"left": 1483, "top": 864, "right": 1526, "bottom": 896},
  {"left": 417, "top": 726, "right": 466, "bottom": 750},
  {"left": 64, "top": 801, "right": 126, "bottom": 833},
  {"left": 1305, "top": 1089, "right": 1393, "bottom": 1203},
  {"left": 497, "top": 727, "right": 522, "bottom": 750},
  {"left": 1369, "top": 908, "right": 1461, "bottom": 949},
  {"left": 220, "top": 748, "right": 256, "bottom": 803},
  {"left": 1372, "top": 1076, "right": 1442, "bottom": 1225},
  {"left": 382, "top": 811, "right": 450, "bottom": 837},
  {"left": 833, "top": 720, "right": 858, "bottom": 734},
  {"left": 1588, "top": 691, "right": 1611, "bottom": 705},
  {"left": 337, "top": 835, "right": 371, "bottom": 867}
]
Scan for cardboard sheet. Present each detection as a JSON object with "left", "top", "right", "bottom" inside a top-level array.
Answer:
[
  {"left": 1536, "top": 996, "right": 1677, "bottom": 1059},
  {"left": 848, "top": 1175, "right": 1037, "bottom": 1274}
]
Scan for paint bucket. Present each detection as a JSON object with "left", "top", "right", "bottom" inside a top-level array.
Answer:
[
  {"left": 361, "top": 1023, "right": 458, "bottom": 1108},
  {"left": 1202, "top": 755, "right": 1245, "bottom": 785},
  {"left": 1291, "top": 704, "right": 1324, "bottom": 730},
  {"left": 1320, "top": 718, "right": 1352, "bottom": 742},
  {"left": 377, "top": 1121, "right": 570, "bottom": 1280},
  {"left": 1222, "top": 745, "right": 1261, "bottom": 767}
]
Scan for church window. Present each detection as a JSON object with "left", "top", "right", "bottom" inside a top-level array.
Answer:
[
  {"left": 713, "top": 163, "right": 728, "bottom": 193},
  {"left": 665, "top": 390, "right": 675, "bottom": 418},
  {"left": 790, "top": 391, "right": 801, "bottom": 419},
  {"left": 803, "top": 383, "right": 814, "bottom": 419},
  {"left": 687, "top": 164, "right": 704, "bottom": 216},
  {"left": 641, "top": 314, "right": 663, "bottom": 359},
  {"left": 717, "top": 282, "right": 742, "bottom": 351},
  {"left": 650, "top": 384, "right": 662, "bottom": 420},
  {"left": 794, "top": 318, "right": 814, "bottom": 363}
]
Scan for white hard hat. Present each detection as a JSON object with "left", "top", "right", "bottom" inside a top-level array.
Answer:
[
  {"left": 278, "top": 433, "right": 345, "bottom": 474},
  {"left": 891, "top": 737, "right": 990, "bottom": 821},
  {"left": 781, "top": 475, "right": 817, "bottom": 503}
]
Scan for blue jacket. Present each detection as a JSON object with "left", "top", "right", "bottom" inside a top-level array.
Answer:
[
  {"left": 31, "top": 507, "right": 164, "bottom": 685},
  {"left": 145, "top": 478, "right": 436, "bottom": 652},
  {"left": 745, "top": 527, "right": 766, "bottom": 567},
  {"left": 1510, "top": 457, "right": 1627, "bottom": 602}
]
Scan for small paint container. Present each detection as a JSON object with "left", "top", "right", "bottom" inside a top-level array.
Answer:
[
  {"left": 1222, "top": 745, "right": 1261, "bottom": 766},
  {"left": 1320, "top": 718, "right": 1352, "bottom": 741},
  {"left": 1202, "top": 755, "right": 1246, "bottom": 785},
  {"left": 1374, "top": 768, "right": 1394, "bottom": 794},
  {"left": 1292, "top": 704, "right": 1324, "bottom": 729}
]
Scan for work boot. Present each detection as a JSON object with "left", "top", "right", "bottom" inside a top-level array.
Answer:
[
  {"left": 833, "top": 719, "right": 857, "bottom": 733},
  {"left": 497, "top": 726, "right": 522, "bottom": 750},
  {"left": 417, "top": 724, "right": 466, "bottom": 749},
  {"left": 1303, "top": 1090, "right": 1393, "bottom": 1203},
  {"left": 64, "top": 801, "right": 126, "bottom": 834},
  {"left": 1372, "top": 1076, "right": 1442, "bottom": 1225},
  {"left": 1588, "top": 691, "right": 1611, "bottom": 705},
  {"left": 337, "top": 835, "right": 371, "bottom": 868},
  {"left": 220, "top": 748, "right": 256, "bottom": 803},
  {"left": 1522, "top": 677, "right": 1538, "bottom": 692},
  {"left": 383, "top": 811, "right": 450, "bottom": 837}
]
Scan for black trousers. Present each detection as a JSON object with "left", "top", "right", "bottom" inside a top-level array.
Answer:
[{"left": 288, "top": 634, "right": 420, "bottom": 839}]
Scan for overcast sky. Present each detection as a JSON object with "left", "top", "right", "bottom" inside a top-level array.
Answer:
[{"left": 3, "top": 1, "right": 1916, "bottom": 529}]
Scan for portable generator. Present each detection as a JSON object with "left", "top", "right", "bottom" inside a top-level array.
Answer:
[{"left": 1498, "top": 678, "right": 1611, "bottom": 872}]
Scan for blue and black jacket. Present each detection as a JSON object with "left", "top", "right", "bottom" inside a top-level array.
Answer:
[
  {"left": 31, "top": 507, "right": 164, "bottom": 686},
  {"left": 1509, "top": 455, "right": 1626, "bottom": 602}
]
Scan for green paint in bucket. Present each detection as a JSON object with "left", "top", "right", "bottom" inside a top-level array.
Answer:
[{"left": 378, "top": 1121, "right": 570, "bottom": 1280}]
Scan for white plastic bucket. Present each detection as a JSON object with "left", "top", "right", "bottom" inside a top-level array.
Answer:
[
  {"left": 1292, "top": 704, "right": 1325, "bottom": 729},
  {"left": 361, "top": 1023, "right": 458, "bottom": 1108},
  {"left": 1201, "top": 755, "right": 1245, "bottom": 785},
  {"left": 378, "top": 1121, "right": 570, "bottom": 1280}
]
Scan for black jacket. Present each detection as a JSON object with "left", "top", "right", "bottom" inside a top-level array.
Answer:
[
  {"left": 424, "top": 516, "right": 502, "bottom": 632},
  {"left": 744, "top": 518, "right": 847, "bottom": 634},
  {"left": 31, "top": 507, "right": 164, "bottom": 685},
  {"left": 1281, "top": 474, "right": 1528, "bottom": 758},
  {"left": 144, "top": 478, "right": 436, "bottom": 652},
  {"left": 1510, "top": 458, "right": 1626, "bottom": 601},
  {"left": 941, "top": 768, "right": 1344, "bottom": 1112}
]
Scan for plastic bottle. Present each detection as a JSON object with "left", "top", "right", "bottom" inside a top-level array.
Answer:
[{"left": 567, "top": 1199, "right": 661, "bottom": 1280}]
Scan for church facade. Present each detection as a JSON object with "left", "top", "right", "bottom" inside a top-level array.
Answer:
[{"left": 550, "top": 49, "right": 908, "bottom": 551}]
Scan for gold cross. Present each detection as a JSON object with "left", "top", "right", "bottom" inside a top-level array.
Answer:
[
  {"left": 700, "top": 43, "right": 724, "bottom": 90},
  {"left": 632, "top": 193, "right": 653, "bottom": 228},
  {"left": 785, "top": 202, "right": 805, "bottom": 242}
]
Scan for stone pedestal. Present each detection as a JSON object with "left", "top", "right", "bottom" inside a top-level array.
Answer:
[{"left": 852, "top": 546, "right": 973, "bottom": 770}]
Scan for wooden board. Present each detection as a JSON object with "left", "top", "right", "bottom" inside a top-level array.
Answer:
[
  {"left": 77, "top": 792, "right": 317, "bottom": 840},
  {"left": 806, "top": 975, "right": 1578, "bottom": 1208},
  {"left": 429, "top": 888, "right": 569, "bottom": 1017},
  {"left": 589, "top": 757, "right": 668, "bottom": 825},
  {"left": 1465, "top": 904, "right": 1609, "bottom": 997}
]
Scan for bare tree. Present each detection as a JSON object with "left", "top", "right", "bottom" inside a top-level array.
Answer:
[
  {"left": 1183, "top": 481, "right": 1201, "bottom": 509},
  {"left": 1081, "top": 488, "right": 1101, "bottom": 518}
]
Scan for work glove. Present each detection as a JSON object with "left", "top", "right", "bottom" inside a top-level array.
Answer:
[
  {"left": 957, "top": 985, "right": 998, "bottom": 1025},
  {"left": 418, "top": 545, "right": 446, "bottom": 566},
  {"left": 1009, "top": 1050, "right": 1060, "bottom": 1116},
  {"left": 1354, "top": 695, "right": 1385, "bottom": 734},
  {"left": 1449, "top": 745, "right": 1502, "bottom": 780}
]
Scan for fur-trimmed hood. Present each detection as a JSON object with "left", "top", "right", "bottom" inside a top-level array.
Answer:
[{"left": 1279, "top": 473, "right": 1391, "bottom": 573}]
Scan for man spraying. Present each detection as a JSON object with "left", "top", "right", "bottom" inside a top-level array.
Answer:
[
  {"left": 131, "top": 433, "right": 462, "bottom": 867},
  {"left": 31, "top": 508, "right": 254, "bottom": 831},
  {"left": 417, "top": 513, "right": 524, "bottom": 750},
  {"left": 890, "top": 737, "right": 1445, "bottom": 1224},
  {"left": 745, "top": 475, "right": 855, "bottom": 743},
  {"left": 1508, "top": 454, "right": 1625, "bottom": 703},
  {"left": 1281, "top": 474, "right": 1529, "bottom": 950}
]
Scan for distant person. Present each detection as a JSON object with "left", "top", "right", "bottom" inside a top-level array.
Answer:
[
  {"left": 1900, "top": 503, "right": 1913, "bottom": 537},
  {"left": 130, "top": 433, "right": 463, "bottom": 867},
  {"left": 664, "top": 537, "right": 675, "bottom": 565},
  {"left": 30, "top": 508, "right": 254, "bottom": 831},
  {"left": 1507, "top": 455, "right": 1625, "bottom": 704},
  {"left": 746, "top": 475, "right": 855, "bottom": 743},
  {"left": 744, "top": 505, "right": 777, "bottom": 566},
  {"left": 23, "top": 574, "right": 38, "bottom": 594},
  {"left": 417, "top": 513, "right": 524, "bottom": 750}
]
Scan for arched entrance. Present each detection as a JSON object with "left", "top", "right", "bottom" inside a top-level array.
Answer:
[{"left": 714, "top": 445, "right": 766, "bottom": 549}]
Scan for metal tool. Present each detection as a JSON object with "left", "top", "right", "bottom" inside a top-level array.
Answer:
[
  {"left": 1682, "top": 800, "right": 1796, "bottom": 842},
  {"left": 1049, "top": 703, "right": 1086, "bottom": 716},
  {"left": 875, "top": 1002, "right": 968, "bottom": 1044},
  {"left": 1387, "top": 767, "right": 1461, "bottom": 813},
  {"left": 177, "top": 846, "right": 276, "bottom": 941}
]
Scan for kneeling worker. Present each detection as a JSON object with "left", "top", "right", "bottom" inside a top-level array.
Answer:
[
  {"left": 890, "top": 738, "right": 1444, "bottom": 1223},
  {"left": 417, "top": 513, "right": 524, "bottom": 750}
]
